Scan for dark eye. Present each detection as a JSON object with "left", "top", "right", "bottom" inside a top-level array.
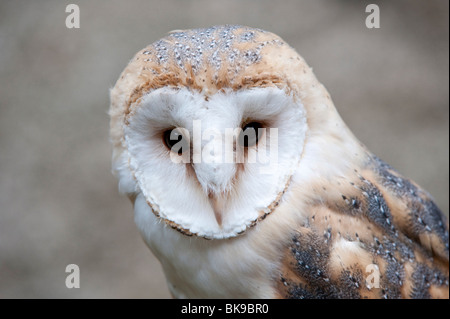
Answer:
[
  {"left": 163, "top": 128, "right": 187, "bottom": 154},
  {"left": 239, "top": 122, "right": 263, "bottom": 147}
]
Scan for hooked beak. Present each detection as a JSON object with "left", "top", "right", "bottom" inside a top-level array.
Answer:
[
  {"left": 208, "top": 191, "right": 227, "bottom": 226},
  {"left": 193, "top": 162, "right": 236, "bottom": 227}
]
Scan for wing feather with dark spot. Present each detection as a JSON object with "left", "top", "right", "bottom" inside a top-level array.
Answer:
[{"left": 276, "top": 154, "right": 449, "bottom": 299}]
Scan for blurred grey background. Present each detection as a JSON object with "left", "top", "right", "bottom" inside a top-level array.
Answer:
[{"left": 0, "top": 0, "right": 448, "bottom": 298}]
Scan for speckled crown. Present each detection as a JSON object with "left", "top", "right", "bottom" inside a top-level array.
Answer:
[
  {"left": 109, "top": 25, "right": 327, "bottom": 152},
  {"left": 113, "top": 25, "right": 314, "bottom": 110}
]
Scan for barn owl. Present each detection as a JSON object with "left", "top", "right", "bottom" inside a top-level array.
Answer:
[{"left": 109, "top": 25, "right": 449, "bottom": 299}]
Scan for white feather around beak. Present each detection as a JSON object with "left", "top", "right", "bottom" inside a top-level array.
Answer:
[{"left": 115, "top": 87, "right": 307, "bottom": 239}]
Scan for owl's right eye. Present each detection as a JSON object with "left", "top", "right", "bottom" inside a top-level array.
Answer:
[{"left": 163, "top": 128, "right": 187, "bottom": 154}]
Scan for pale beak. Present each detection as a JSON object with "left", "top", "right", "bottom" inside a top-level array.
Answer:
[
  {"left": 208, "top": 192, "right": 227, "bottom": 226},
  {"left": 193, "top": 161, "right": 236, "bottom": 227}
]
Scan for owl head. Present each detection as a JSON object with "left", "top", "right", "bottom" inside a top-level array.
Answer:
[{"left": 110, "top": 25, "right": 352, "bottom": 239}]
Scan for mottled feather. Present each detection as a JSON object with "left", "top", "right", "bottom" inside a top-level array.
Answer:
[{"left": 277, "top": 154, "right": 449, "bottom": 299}]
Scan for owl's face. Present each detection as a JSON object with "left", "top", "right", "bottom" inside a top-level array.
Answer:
[
  {"left": 110, "top": 26, "right": 333, "bottom": 239},
  {"left": 124, "top": 85, "right": 306, "bottom": 238}
]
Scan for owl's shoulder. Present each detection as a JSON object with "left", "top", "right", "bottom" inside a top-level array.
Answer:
[
  {"left": 276, "top": 154, "right": 449, "bottom": 299},
  {"left": 367, "top": 155, "right": 448, "bottom": 261}
]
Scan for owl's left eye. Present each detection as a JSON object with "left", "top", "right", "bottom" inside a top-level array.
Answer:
[
  {"left": 163, "top": 128, "right": 188, "bottom": 154},
  {"left": 239, "top": 122, "right": 263, "bottom": 147}
]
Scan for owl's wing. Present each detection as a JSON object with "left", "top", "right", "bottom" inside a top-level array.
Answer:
[{"left": 277, "top": 155, "right": 449, "bottom": 299}]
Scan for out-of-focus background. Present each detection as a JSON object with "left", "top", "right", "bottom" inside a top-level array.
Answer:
[{"left": 0, "top": 0, "right": 448, "bottom": 298}]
